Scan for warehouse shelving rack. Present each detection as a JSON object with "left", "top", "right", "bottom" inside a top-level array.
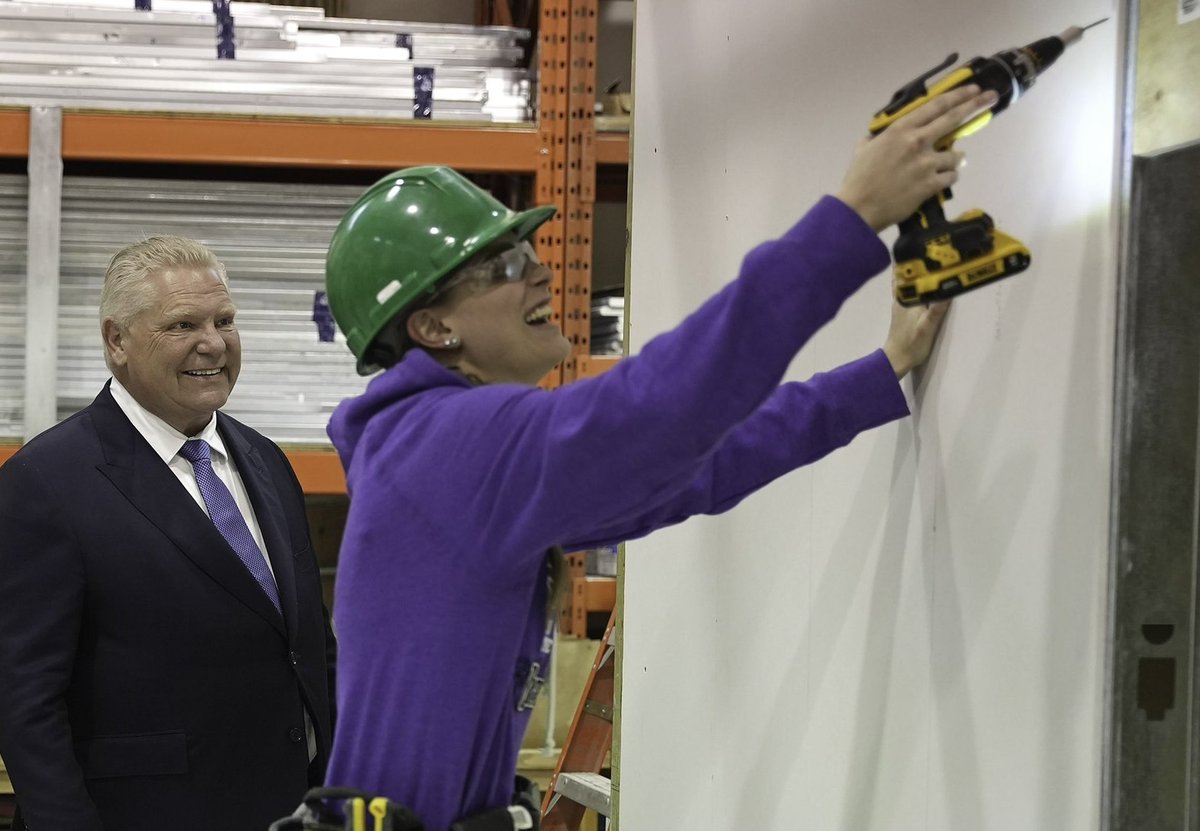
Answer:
[{"left": 0, "top": 0, "right": 630, "bottom": 495}]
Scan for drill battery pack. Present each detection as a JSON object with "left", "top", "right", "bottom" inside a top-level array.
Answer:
[{"left": 891, "top": 208, "right": 1031, "bottom": 305}]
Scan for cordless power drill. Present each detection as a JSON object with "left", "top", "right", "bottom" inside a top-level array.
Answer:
[{"left": 869, "top": 20, "right": 1107, "bottom": 306}]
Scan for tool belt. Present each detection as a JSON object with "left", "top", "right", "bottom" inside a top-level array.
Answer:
[{"left": 268, "top": 777, "right": 540, "bottom": 831}]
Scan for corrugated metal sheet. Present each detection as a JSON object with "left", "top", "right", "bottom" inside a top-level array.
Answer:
[
  {"left": 0, "top": 176, "right": 28, "bottom": 440},
  {"left": 0, "top": 0, "right": 533, "bottom": 121},
  {"left": 57, "top": 175, "right": 370, "bottom": 446}
]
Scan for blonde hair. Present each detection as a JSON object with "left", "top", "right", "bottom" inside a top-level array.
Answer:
[{"left": 99, "top": 236, "right": 228, "bottom": 330}]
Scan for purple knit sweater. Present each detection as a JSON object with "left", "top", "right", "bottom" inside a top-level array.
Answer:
[{"left": 324, "top": 196, "right": 909, "bottom": 829}]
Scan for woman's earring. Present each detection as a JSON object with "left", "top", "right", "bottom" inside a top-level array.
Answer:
[{"left": 444, "top": 336, "right": 461, "bottom": 348}]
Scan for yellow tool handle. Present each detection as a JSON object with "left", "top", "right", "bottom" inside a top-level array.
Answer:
[
  {"left": 868, "top": 65, "right": 993, "bottom": 147},
  {"left": 868, "top": 66, "right": 973, "bottom": 132},
  {"left": 349, "top": 797, "right": 366, "bottom": 831}
]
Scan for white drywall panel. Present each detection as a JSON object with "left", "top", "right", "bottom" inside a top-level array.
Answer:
[{"left": 618, "top": 1, "right": 1119, "bottom": 830}]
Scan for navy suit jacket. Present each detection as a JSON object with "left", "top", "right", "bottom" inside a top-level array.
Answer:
[{"left": 0, "top": 384, "right": 336, "bottom": 831}]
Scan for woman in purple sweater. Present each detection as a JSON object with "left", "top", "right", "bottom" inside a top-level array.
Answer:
[{"left": 317, "top": 85, "right": 994, "bottom": 830}]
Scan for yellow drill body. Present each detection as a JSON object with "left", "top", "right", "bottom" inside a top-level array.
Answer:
[{"left": 870, "top": 21, "right": 1105, "bottom": 305}]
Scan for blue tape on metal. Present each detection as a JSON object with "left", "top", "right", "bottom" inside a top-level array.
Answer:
[
  {"left": 212, "top": 0, "right": 235, "bottom": 59},
  {"left": 312, "top": 291, "right": 336, "bottom": 343},
  {"left": 395, "top": 33, "right": 413, "bottom": 51},
  {"left": 134, "top": 0, "right": 151, "bottom": 9},
  {"left": 413, "top": 66, "right": 434, "bottom": 119}
]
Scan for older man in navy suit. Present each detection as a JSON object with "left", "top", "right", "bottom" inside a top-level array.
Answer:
[{"left": 0, "top": 237, "right": 336, "bottom": 831}]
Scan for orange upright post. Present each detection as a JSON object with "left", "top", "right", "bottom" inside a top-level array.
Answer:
[{"left": 559, "top": 0, "right": 598, "bottom": 383}]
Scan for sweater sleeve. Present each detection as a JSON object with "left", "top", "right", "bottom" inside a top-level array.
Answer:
[
  {"left": 431, "top": 196, "right": 893, "bottom": 563},
  {"left": 561, "top": 349, "right": 908, "bottom": 549}
]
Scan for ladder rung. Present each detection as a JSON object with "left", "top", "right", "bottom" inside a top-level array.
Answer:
[{"left": 555, "top": 772, "right": 612, "bottom": 816}]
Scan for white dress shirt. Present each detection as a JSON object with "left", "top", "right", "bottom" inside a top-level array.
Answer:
[{"left": 109, "top": 377, "right": 276, "bottom": 582}]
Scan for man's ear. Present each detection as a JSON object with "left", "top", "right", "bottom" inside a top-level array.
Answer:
[
  {"left": 101, "top": 318, "right": 128, "bottom": 369},
  {"left": 406, "top": 308, "right": 456, "bottom": 350}
]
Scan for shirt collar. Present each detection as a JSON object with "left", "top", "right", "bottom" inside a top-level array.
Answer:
[{"left": 108, "top": 377, "right": 229, "bottom": 465}]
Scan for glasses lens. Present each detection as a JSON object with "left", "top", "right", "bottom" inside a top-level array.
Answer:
[
  {"left": 495, "top": 240, "right": 539, "bottom": 282},
  {"left": 438, "top": 239, "right": 540, "bottom": 296}
]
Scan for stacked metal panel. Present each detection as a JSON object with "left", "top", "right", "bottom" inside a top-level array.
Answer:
[
  {"left": 590, "top": 291, "right": 623, "bottom": 356},
  {"left": 57, "top": 175, "right": 370, "bottom": 445},
  {"left": 0, "top": 0, "right": 533, "bottom": 121},
  {"left": 0, "top": 177, "right": 27, "bottom": 441}
]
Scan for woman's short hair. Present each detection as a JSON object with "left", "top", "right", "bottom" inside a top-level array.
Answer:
[{"left": 99, "top": 235, "right": 228, "bottom": 329}]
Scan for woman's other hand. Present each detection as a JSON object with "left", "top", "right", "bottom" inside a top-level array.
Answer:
[{"left": 882, "top": 299, "right": 951, "bottom": 379}]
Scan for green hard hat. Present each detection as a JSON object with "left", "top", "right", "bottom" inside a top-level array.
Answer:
[{"left": 325, "top": 165, "right": 557, "bottom": 374}]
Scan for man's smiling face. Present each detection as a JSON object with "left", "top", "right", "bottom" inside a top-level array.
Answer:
[{"left": 104, "top": 265, "right": 241, "bottom": 436}]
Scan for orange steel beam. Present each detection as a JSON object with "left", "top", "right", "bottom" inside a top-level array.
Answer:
[
  {"left": 54, "top": 112, "right": 542, "bottom": 172},
  {"left": 576, "top": 575, "right": 615, "bottom": 613},
  {"left": 283, "top": 449, "right": 346, "bottom": 495},
  {"left": 595, "top": 132, "right": 629, "bottom": 166},
  {"left": 0, "top": 109, "right": 30, "bottom": 157},
  {"left": 4, "top": 107, "right": 541, "bottom": 172},
  {"left": 566, "top": 575, "right": 616, "bottom": 641},
  {"left": 2, "top": 443, "right": 343, "bottom": 494},
  {"left": 558, "top": 552, "right": 588, "bottom": 636}
]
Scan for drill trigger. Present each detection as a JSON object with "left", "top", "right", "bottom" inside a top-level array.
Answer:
[
  {"left": 878, "top": 52, "right": 959, "bottom": 117},
  {"left": 935, "top": 108, "right": 994, "bottom": 150}
]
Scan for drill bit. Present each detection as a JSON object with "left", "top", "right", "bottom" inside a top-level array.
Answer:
[{"left": 1059, "top": 17, "right": 1110, "bottom": 46}]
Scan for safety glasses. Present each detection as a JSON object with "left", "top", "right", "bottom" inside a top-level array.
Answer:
[{"left": 438, "top": 239, "right": 540, "bottom": 295}]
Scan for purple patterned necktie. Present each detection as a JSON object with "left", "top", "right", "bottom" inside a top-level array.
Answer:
[{"left": 179, "top": 439, "right": 281, "bottom": 613}]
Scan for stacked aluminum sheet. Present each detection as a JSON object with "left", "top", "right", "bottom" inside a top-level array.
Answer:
[
  {"left": 56, "top": 175, "right": 371, "bottom": 446},
  {"left": 591, "top": 291, "right": 623, "bottom": 356},
  {"left": 0, "top": 177, "right": 27, "bottom": 441},
  {"left": 0, "top": 0, "right": 533, "bottom": 121}
]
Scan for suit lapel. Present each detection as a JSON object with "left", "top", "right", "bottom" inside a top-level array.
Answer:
[
  {"left": 218, "top": 414, "right": 301, "bottom": 640},
  {"left": 90, "top": 386, "right": 287, "bottom": 636}
]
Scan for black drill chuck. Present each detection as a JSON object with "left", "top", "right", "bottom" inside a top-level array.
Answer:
[
  {"left": 963, "top": 36, "right": 1067, "bottom": 121},
  {"left": 967, "top": 21, "right": 1107, "bottom": 118}
]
